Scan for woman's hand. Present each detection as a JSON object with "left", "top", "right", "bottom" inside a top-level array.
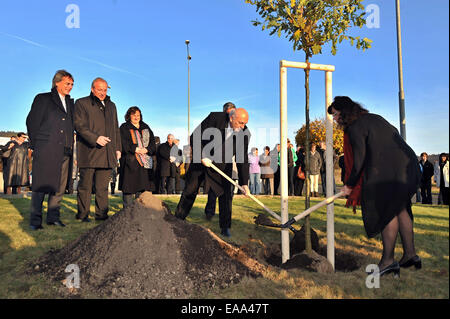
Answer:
[
  {"left": 135, "top": 147, "right": 148, "bottom": 155},
  {"left": 342, "top": 185, "right": 353, "bottom": 196}
]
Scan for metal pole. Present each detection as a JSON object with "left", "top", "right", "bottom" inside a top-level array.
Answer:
[
  {"left": 325, "top": 71, "right": 335, "bottom": 270},
  {"left": 279, "top": 64, "right": 290, "bottom": 264},
  {"left": 395, "top": 0, "right": 406, "bottom": 140},
  {"left": 186, "top": 40, "right": 191, "bottom": 145}
]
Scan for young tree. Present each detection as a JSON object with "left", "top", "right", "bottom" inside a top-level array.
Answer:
[{"left": 246, "top": 0, "right": 372, "bottom": 254}]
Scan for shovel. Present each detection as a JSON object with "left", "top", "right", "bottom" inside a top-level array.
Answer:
[
  {"left": 254, "top": 191, "right": 345, "bottom": 230},
  {"left": 201, "top": 158, "right": 283, "bottom": 223}
]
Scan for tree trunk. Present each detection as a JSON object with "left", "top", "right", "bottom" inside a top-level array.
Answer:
[{"left": 304, "top": 54, "right": 312, "bottom": 254}]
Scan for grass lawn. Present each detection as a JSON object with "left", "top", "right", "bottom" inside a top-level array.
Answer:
[{"left": 0, "top": 193, "right": 448, "bottom": 299}]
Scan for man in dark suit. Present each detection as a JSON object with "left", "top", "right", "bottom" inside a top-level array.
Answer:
[
  {"left": 204, "top": 102, "right": 236, "bottom": 220},
  {"left": 419, "top": 152, "right": 434, "bottom": 204},
  {"left": 157, "top": 134, "right": 176, "bottom": 194},
  {"left": 26, "top": 70, "right": 75, "bottom": 230},
  {"left": 175, "top": 108, "right": 250, "bottom": 237},
  {"left": 74, "top": 77, "right": 121, "bottom": 221}
]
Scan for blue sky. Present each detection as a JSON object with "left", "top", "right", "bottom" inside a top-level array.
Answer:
[{"left": 0, "top": 0, "right": 448, "bottom": 155}]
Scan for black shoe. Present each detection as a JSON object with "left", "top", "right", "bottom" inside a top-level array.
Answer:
[
  {"left": 30, "top": 224, "right": 43, "bottom": 231},
  {"left": 77, "top": 216, "right": 91, "bottom": 222},
  {"left": 95, "top": 215, "right": 108, "bottom": 221},
  {"left": 220, "top": 228, "right": 231, "bottom": 237},
  {"left": 368, "top": 262, "right": 400, "bottom": 277},
  {"left": 46, "top": 220, "right": 66, "bottom": 227},
  {"left": 205, "top": 213, "right": 214, "bottom": 221},
  {"left": 400, "top": 255, "right": 422, "bottom": 269}
]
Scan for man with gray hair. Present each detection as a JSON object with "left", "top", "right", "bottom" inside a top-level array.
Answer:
[
  {"left": 74, "top": 77, "right": 121, "bottom": 222},
  {"left": 26, "top": 70, "right": 75, "bottom": 230}
]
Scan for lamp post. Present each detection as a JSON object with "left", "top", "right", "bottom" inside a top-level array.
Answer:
[
  {"left": 395, "top": 0, "right": 406, "bottom": 140},
  {"left": 185, "top": 40, "right": 192, "bottom": 145}
]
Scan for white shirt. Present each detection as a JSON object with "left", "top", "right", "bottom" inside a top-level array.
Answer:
[{"left": 58, "top": 92, "right": 67, "bottom": 113}]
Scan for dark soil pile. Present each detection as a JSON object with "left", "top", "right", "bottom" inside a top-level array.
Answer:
[{"left": 34, "top": 192, "right": 261, "bottom": 298}]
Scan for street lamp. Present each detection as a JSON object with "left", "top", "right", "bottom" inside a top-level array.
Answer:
[
  {"left": 395, "top": 0, "right": 406, "bottom": 140},
  {"left": 185, "top": 40, "right": 192, "bottom": 145}
]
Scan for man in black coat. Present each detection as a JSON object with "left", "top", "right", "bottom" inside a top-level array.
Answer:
[
  {"left": 175, "top": 108, "right": 251, "bottom": 237},
  {"left": 157, "top": 134, "right": 176, "bottom": 194},
  {"left": 74, "top": 77, "right": 121, "bottom": 221},
  {"left": 419, "top": 152, "right": 434, "bottom": 204},
  {"left": 26, "top": 70, "right": 75, "bottom": 230},
  {"left": 204, "top": 102, "right": 236, "bottom": 220}
]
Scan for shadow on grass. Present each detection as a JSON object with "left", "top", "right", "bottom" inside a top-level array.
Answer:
[{"left": 161, "top": 195, "right": 449, "bottom": 274}]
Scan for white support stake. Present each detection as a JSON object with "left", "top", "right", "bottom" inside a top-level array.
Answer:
[
  {"left": 280, "top": 64, "right": 289, "bottom": 264},
  {"left": 279, "top": 60, "right": 336, "bottom": 268},
  {"left": 325, "top": 71, "right": 335, "bottom": 270}
]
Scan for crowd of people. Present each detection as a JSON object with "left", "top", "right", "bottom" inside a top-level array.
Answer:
[{"left": 0, "top": 70, "right": 448, "bottom": 246}]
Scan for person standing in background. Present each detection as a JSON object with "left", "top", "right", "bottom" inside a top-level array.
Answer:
[
  {"left": 259, "top": 146, "right": 274, "bottom": 195},
  {"left": 419, "top": 152, "right": 434, "bottom": 204},
  {"left": 309, "top": 143, "right": 322, "bottom": 197},
  {"left": 248, "top": 147, "right": 261, "bottom": 195},
  {"left": 26, "top": 70, "right": 75, "bottom": 229},
  {"left": 74, "top": 77, "right": 122, "bottom": 222},
  {"left": 119, "top": 106, "right": 156, "bottom": 208}
]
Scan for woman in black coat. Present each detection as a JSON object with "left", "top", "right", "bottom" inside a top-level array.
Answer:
[
  {"left": 328, "top": 96, "right": 421, "bottom": 277},
  {"left": 119, "top": 106, "right": 156, "bottom": 208}
]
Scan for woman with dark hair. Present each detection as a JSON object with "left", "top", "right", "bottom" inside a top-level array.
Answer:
[
  {"left": 328, "top": 96, "right": 422, "bottom": 277},
  {"left": 436, "top": 153, "right": 449, "bottom": 205},
  {"left": 119, "top": 106, "right": 156, "bottom": 208}
]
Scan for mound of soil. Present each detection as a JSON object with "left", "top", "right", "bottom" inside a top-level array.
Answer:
[{"left": 33, "top": 192, "right": 262, "bottom": 298}]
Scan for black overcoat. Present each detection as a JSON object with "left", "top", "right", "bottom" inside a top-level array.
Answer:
[
  {"left": 158, "top": 141, "right": 176, "bottom": 177},
  {"left": 4, "top": 142, "right": 30, "bottom": 187},
  {"left": 345, "top": 113, "right": 421, "bottom": 238},
  {"left": 26, "top": 88, "right": 74, "bottom": 193},
  {"left": 118, "top": 120, "right": 156, "bottom": 193},
  {"left": 74, "top": 93, "right": 121, "bottom": 168},
  {"left": 189, "top": 111, "right": 250, "bottom": 196}
]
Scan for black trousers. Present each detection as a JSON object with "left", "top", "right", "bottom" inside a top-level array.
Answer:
[
  {"left": 205, "top": 190, "right": 217, "bottom": 216},
  {"left": 288, "top": 166, "right": 294, "bottom": 195},
  {"left": 160, "top": 176, "right": 175, "bottom": 194},
  {"left": 76, "top": 168, "right": 111, "bottom": 219},
  {"left": 30, "top": 156, "right": 70, "bottom": 226},
  {"left": 176, "top": 163, "right": 233, "bottom": 229},
  {"left": 441, "top": 186, "right": 449, "bottom": 205},
  {"left": 420, "top": 182, "right": 432, "bottom": 204}
]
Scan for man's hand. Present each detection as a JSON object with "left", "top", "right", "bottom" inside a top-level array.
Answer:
[
  {"left": 241, "top": 185, "right": 250, "bottom": 196},
  {"left": 96, "top": 136, "right": 111, "bottom": 147},
  {"left": 169, "top": 156, "right": 176, "bottom": 163},
  {"left": 201, "top": 158, "right": 212, "bottom": 167},
  {"left": 342, "top": 185, "right": 352, "bottom": 196},
  {"left": 116, "top": 151, "right": 121, "bottom": 160}
]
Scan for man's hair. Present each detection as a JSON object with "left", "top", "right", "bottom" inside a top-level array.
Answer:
[
  {"left": 420, "top": 152, "right": 428, "bottom": 157},
  {"left": 91, "top": 77, "right": 108, "bottom": 89},
  {"left": 125, "top": 106, "right": 142, "bottom": 122},
  {"left": 52, "top": 70, "right": 73, "bottom": 89},
  {"left": 17, "top": 132, "right": 26, "bottom": 138},
  {"left": 223, "top": 102, "right": 236, "bottom": 112}
]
